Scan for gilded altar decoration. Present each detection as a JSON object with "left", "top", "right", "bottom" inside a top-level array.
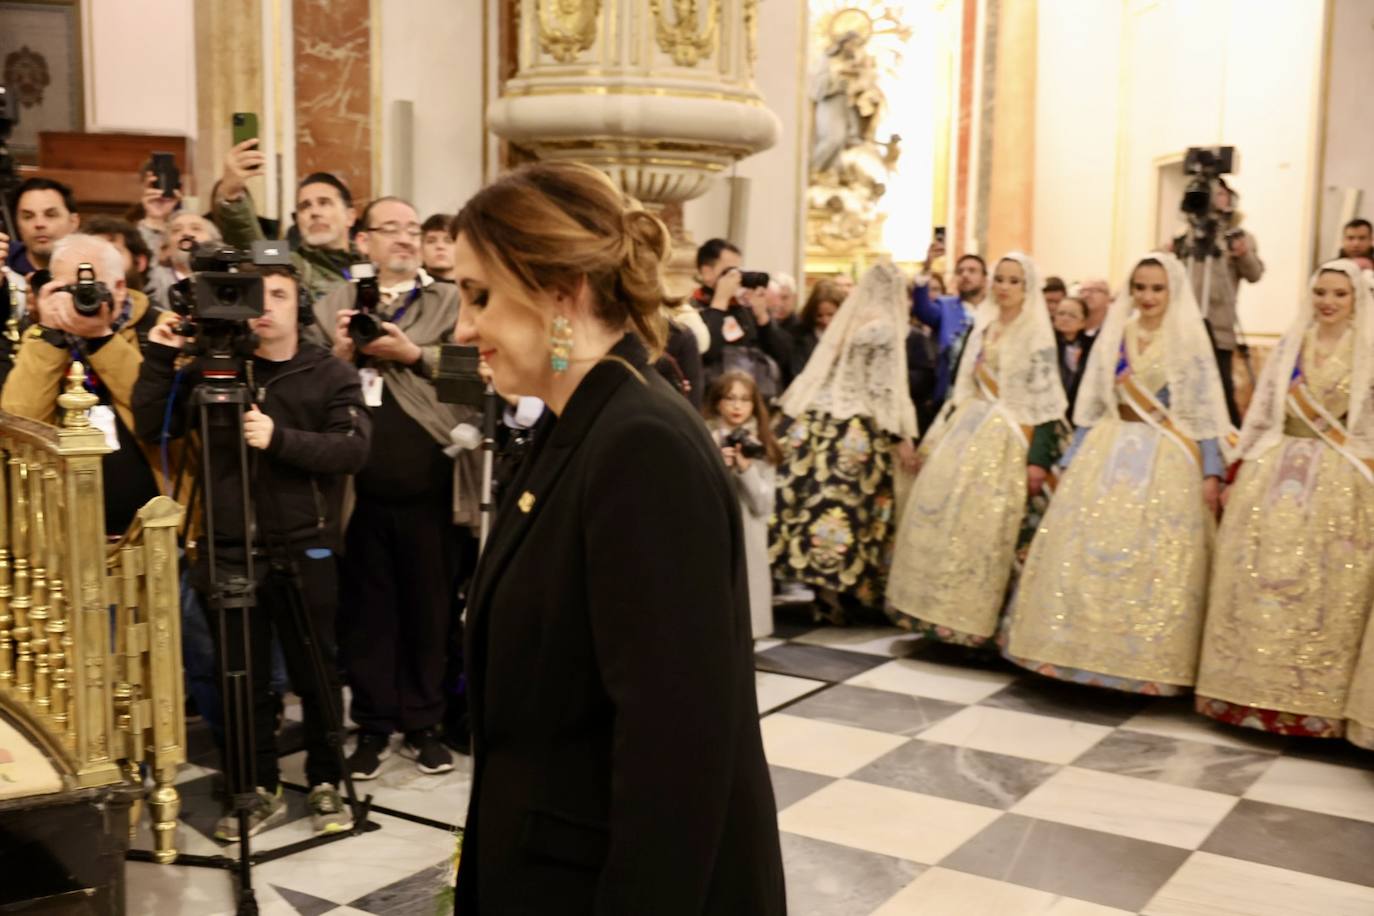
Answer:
[
  {"left": 537, "top": 0, "right": 602, "bottom": 63},
  {"left": 649, "top": 0, "right": 720, "bottom": 67},
  {"left": 806, "top": 2, "right": 911, "bottom": 257},
  {"left": 491, "top": 0, "right": 779, "bottom": 295}
]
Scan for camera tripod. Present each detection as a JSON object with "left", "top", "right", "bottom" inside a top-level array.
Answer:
[{"left": 126, "top": 364, "right": 377, "bottom": 916}]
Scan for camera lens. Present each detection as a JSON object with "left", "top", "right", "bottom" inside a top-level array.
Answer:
[{"left": 216, "top": 285, "right": 240, "bottom": 305}]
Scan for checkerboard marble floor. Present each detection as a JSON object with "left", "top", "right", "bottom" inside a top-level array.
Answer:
[{"left": 127, "top": 609, "right": 1374, "bottom": 915}]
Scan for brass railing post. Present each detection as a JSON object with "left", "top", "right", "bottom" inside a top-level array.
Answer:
[{"left": 55, "top": 365, "right": 119, "bottom": 786}]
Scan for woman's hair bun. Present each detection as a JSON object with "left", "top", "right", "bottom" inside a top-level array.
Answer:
[{"left": 454, "top": 161, "right": 674, "bottom": 353}]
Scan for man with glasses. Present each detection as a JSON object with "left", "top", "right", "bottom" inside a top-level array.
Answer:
[
  {"left": 309, "top": 196, "right": 476, "bottom": 778},
  {"left": 1077, "top": 278, "right": 1112, "bottom": 337},
  {"left": 215, "top": 139, "right": 359, "bottom": 300}
]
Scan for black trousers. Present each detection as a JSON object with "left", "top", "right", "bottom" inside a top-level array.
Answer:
[
  {"left": 201, "top": 549, "right": 343, "bottom": 792},
  {"left": 1215, "top": 347, "right": 1242, "bottom": 427},
  {"left": 341, "top": 495, "right": 462, "bottom": 736}
]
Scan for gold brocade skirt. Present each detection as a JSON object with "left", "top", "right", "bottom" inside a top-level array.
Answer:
[
  {"left": 1005, "top": 419, "right": 1213, "bottom": 687},
  {"left": 1195, "top": 437, "right": 1374, "bottom": 724},
  {"left": 886, "top": 398, "right": 1026, "bottom": 639}
]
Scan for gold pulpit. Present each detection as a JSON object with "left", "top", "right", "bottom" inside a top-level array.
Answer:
[{"left": 0, "top": 365, "right": 187, "bottom": 909}]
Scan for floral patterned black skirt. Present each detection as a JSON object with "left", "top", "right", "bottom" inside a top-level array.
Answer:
[{"left": 769, "top": 410, "right": 897, "bottom": 608}]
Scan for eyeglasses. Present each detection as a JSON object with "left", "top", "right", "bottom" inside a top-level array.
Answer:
[
  {"left": 366, "top": 222, "right": 423, "bottom": 239},
  {"left": 720, "top": 395, "right": 753, "bottom": 404}
]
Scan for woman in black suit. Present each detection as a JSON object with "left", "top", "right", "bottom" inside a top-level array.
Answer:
[{"left": 449, "top": 162, "right": 786, "bottom": 915}]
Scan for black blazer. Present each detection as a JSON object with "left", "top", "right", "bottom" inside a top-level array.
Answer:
[
  {"left": 1056, "top": 331, "right": 1097, "bottom": 418},
  {"left": 456, "top": 334, "right": 786, "bottom": 915}
]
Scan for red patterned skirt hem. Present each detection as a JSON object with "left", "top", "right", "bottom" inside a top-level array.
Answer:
[{"left": 1194, "top": 696, "right": 1345, "bottom": 738}]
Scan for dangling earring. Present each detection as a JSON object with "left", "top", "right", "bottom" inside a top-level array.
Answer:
[{"left": 549, "top": 315, "right": 574, "bottom": 373}]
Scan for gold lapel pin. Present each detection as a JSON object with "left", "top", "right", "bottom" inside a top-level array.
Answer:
[{"left": 518, "top": 491, "right": 536, "bottom": 514}]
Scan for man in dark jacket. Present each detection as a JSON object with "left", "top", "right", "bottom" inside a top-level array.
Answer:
[
  {"left": 133, "top": 264, "right": 371, "bottom": 842},
  {"left": 308, "top": 196, "right": 475, "bottom": 780},
  {"left": 692, "top": 238, "right": 791, "bottom": 398}
]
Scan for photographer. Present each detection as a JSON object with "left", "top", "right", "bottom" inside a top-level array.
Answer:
[
  {"left": 309, "top": 195, "right": 474, "bottom": 778},
  {"left": 691, "top": 238, "right": 790, "bottom": 397},
  {"left": 702, "top": 371, "right": 781, "bottom": 640},
  {"left": 1183, "top": 180, "right": 1264, "bottom": 425},
  {"left": 132, "top": 262, "right": 371, "bottom": 841},
  {"left": 1, "top": 233, "right": 170, "bottom": 535},
  {"left": 214, "top": 139, "right": 358, "bottom": 300}
]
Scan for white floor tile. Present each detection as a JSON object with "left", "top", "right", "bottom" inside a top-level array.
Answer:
[
  {"left": 761, "top": 713, "right": 908, "bottom": 777},
  {"left": 846, "top": 658, "right": 1017, "bottom": 704},
  {"left": 125, "top": 862, "right": 296, "bottom": 916},
  {"left": 779, "top": 779, "right": 1001, "bottom": 865},
  {"left": 1121, "top": 701, "right": 1289, "bottom": 753},
  {"left": 1142, "top": 851, "right": 1374, "bottom": 916},
  {"left": 793, "top": 626, "right": 924, "bottom": 658},
  {"left": 755, "top": 638, "right": 786, "bottom": 652},
  {"left": 918, "top": 706, "right": 1113, "bottom": 765},
  {"left": 1012, "top": 767, "right": 1238, "bottom": 849},
  {"left": 248, "top": 811, "right": 456, "bottom": 903},
  {"left": 757, "top": 671, "right": 826, "bottom": 713},
  {"left": 872, "top": 868, "right": 1133, "bottom": 915},
  {"left": 1243, "top": 756, "right": 1374, "bottom": 823}
]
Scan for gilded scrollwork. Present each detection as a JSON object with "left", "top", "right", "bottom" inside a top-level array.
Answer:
[
  {"left": 649, "top": 0, "right": 720, "bottom": 67},
  {"left": 537, "top": 0, "right": 602, "bottom": 64}
]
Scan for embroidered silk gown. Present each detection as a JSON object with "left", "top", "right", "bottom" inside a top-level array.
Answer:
[
  {"left": 886, "top": 329, "right": 1058, "bottom": 646},
  {"left": 1196, "top": 329, "right": 1374, "bottom": 737},
  {"left": 1003, "top": 320, "right": 1222, "bottom": 694}
]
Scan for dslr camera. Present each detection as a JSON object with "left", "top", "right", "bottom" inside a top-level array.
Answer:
[
  {"left": 346, "top": 263, "right": 385, "bottom": 349},
  {"left": 722, "top": 426, "right": 766, "bottom": 460},
  {"left": 58, "top": 262, "right": 115, "bottom": 317}
]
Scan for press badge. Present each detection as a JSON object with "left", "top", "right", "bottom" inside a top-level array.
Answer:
[
  {"left": 359, "top": 368, "right": 384, "bottom": 407},
  {"left": 89, "top": 405, "right": 121, "bottom": 452},
  {"left": 722, "top": 315, "right": 745, "bottom": 343}
]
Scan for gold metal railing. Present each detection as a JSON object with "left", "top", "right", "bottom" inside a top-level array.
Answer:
[{"left": 0, "top": 364, "right": 187, "bottom": 863}]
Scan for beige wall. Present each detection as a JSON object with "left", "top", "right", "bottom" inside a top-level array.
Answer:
[
  {"left": 1033, "top": 0, "right": 1327, "bottom": 336},
  {"left": 376, "top": 0, "right": 486, "bottom": 219},
  {"left": 1318, "top": 0, "right": 1374, "bottom": 261},
  {"left": 82, "top": 0, "right": 197, "bottom": 137}
]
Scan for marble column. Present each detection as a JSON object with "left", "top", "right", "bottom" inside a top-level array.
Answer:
[
  {"left": 192, "top": 1, "right": 264, "bottom": 205},
  {"left": 985, "top": 0, "right": 1036, "bottom": 257},
  {"left": 293, "top": 0, "right": 374, "bottom": 203}
]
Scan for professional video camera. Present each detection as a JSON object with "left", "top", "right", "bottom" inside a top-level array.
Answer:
[
  {"left": 1180, "top": 146, "right": 1235, "bottom": 218},
  {"left": 1176, "top": 146, "right": 1240, "bottom": 264},
  {"left": 167, "top": 239, "right": 292, "bottom": 380}
]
